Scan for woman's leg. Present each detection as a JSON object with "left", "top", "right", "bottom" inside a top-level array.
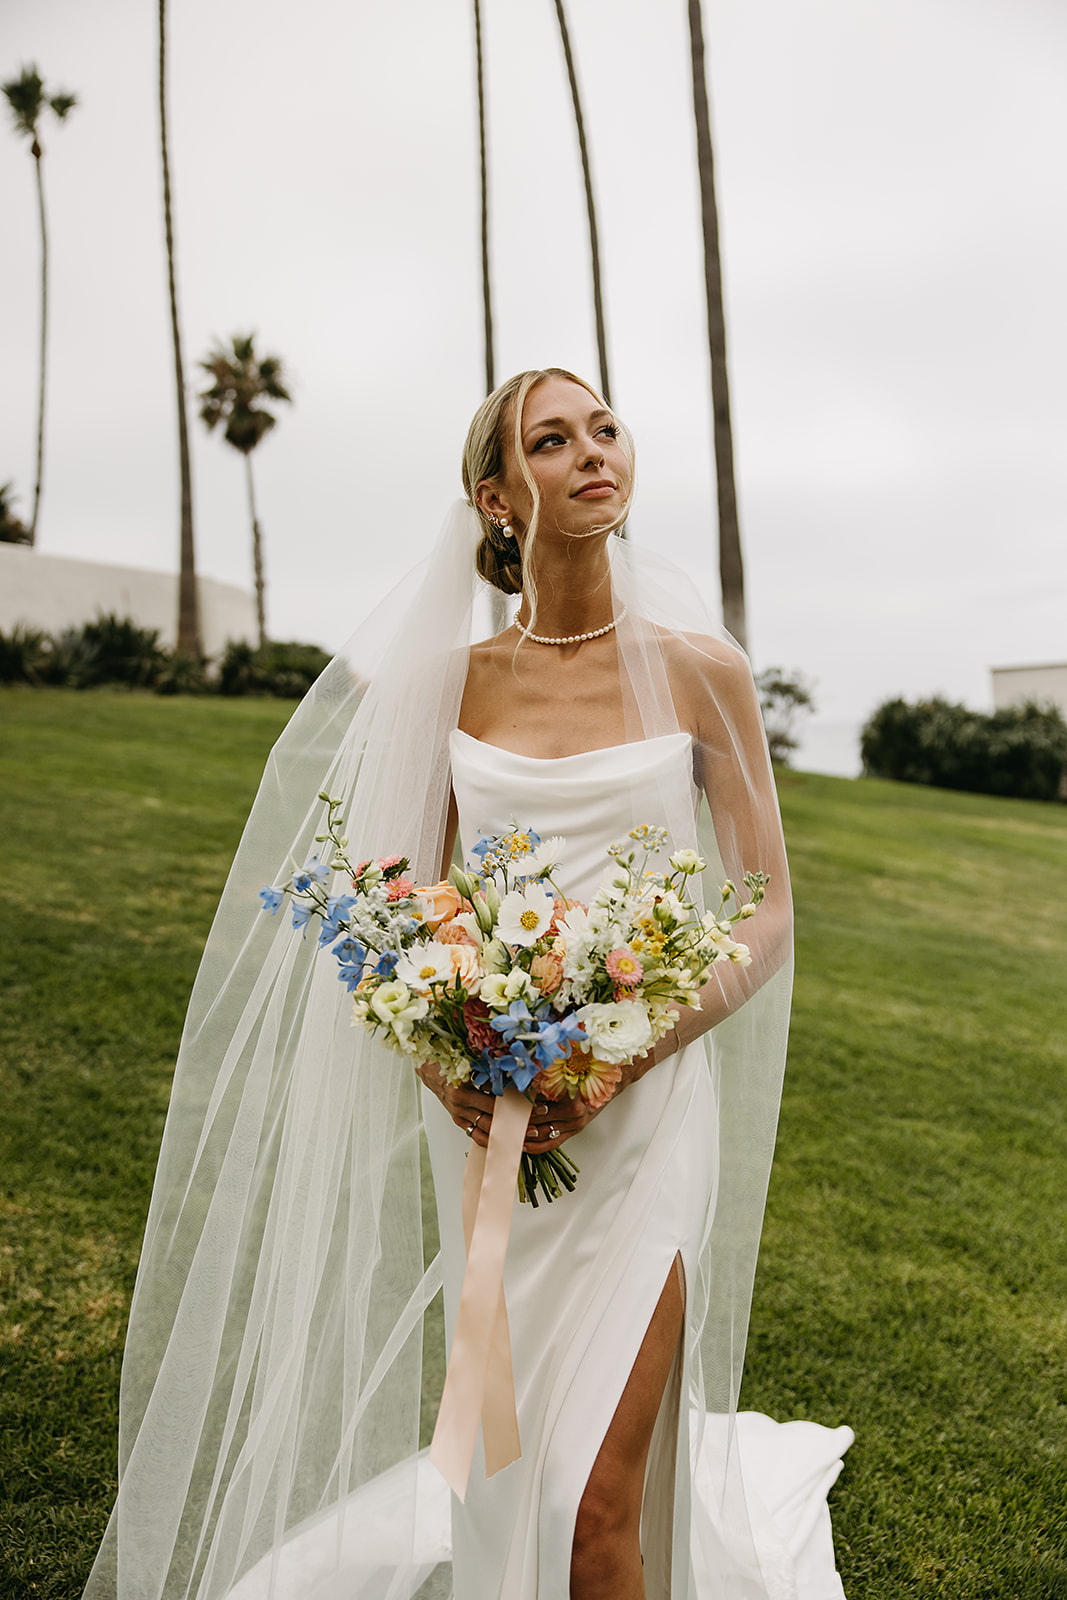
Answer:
[{"left": 570, "top": 1259, "right": 684, "bottom": 1600}]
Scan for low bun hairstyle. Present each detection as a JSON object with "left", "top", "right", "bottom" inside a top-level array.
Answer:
[{"left": 461, "top": 368, "right": 632, "bottom": 598}]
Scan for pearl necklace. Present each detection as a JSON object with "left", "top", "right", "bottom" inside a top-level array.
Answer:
[{"left": 515, "top": 606, "right": 627, "bottom": 646}]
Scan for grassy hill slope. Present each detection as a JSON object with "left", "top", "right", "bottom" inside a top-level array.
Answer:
[{"left": 1, "top": 690, "right": 1064, "bottom": 1597}]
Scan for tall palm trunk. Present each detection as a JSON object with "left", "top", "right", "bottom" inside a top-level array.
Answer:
[
  {"left": 28, "top": 138, "right": 47, "bottom": 546},
  {"left": 473, "top": 0, "right": 494, "bottom": 397},
  {"left": 245, "top": 455, "right": 266, "bottom": 649},
  {"left": 687, "top": 0, "right": 747, "bottom": 652},
  {"left": 552, "top": 0, "right": 611, "bottom": 407},
  {"left": 473, "top": 0, "right": 510, "bottom": 633},
  {"left": 160, "top": 0, "right": 200, "bottom": 655}
]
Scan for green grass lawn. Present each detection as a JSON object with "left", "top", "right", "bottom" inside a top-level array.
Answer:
[{"left": 1, "top": 689, "right": 1065, "bottom": 1598}]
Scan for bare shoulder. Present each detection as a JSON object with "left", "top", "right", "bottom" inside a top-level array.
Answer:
[{"left": 658, "top": 628, "right": 753, "bottom": 727}]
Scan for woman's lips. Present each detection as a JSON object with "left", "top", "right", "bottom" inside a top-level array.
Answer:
[{"left": 572, "top": 483, "right": 616, "bottom": 498}]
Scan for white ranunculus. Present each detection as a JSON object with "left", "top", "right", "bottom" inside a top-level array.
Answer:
[
  {"left": 496, "top": 883, "right": 556, "bottom": 947},
  {"left": 369, "top": 980, "right": 429, "bottom": 1046},
  {"left": 669, "top": 848, "right": 705, "bottom": 875},
  {"left": 575, "top": 1000, "right": 654, "bottom": 1064},
  {"left": 478, "top": 968, "right": 536, "bottom": 1008},
  {"left": 478, "top": 973, "right": 512, "bottom": 1009}
]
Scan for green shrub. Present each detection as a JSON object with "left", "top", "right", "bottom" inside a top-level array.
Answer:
[
  {"left": 79, "top": 613, "right": 167, "bottom": 688},
  {"left": 217, "top": 639, "right": 330, "bottom": 698},
  {"left": 36, "top": 626, "right": 101, "bottom": 688},
  {"left": 154, "top": 650, "right": 210, "bottom": 696},
  {"left": 861, "top": 695, "right": 1067, "bottom": 802},
  {"left": 0, "top": 625, "right": 51, "bottom": 684}
]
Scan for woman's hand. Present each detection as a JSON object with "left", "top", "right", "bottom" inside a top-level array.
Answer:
[
  {"left": 419, "top": 1024, "right": 685, "bottom": 1154},
  {"left": 417, "top": 1061, "right": 496, "bottom": 1148},
  {"left": 523, "top": 1092, "right": 597, "bottom": 1153}
]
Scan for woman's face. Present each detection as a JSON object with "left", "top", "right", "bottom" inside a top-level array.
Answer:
[{"left": 488, "top": 376, "right": 632, "bottom": 538}]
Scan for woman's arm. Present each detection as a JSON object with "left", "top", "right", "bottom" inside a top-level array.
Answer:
[{"left": 620, "top": 636, "right": 792, "bottom": 1087}]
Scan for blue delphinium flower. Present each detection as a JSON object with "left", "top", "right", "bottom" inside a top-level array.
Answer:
[
  {"left": 530, "top": 1012, "right": 587, "bottom": 1068},
  {"left": 332, "top": 934, "right": 367, "bottom": 991},
  {"left": 499, "top": 1043, "right": 540, "bottom": 1092},
  {"left": 292, "top": 901, "right": 314, "bottom": 933},
  {"left": 292, "top": 857, "right": 330, "bottom": 894},
  {"left": 489, "top": 999, "right": 541, "bottom": 1042},
  {"left": 259, "top": 886, "right": 284, "bottom": 914},
  {"left": 315, "top": 893, "right": 359, "bottom": 947},
  {"left": 374, "top": 950, "right": 399, "bottom": 979}
]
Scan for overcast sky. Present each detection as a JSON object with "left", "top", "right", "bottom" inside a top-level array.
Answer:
[{"left": 2, "top": 0, "right": 1064, "bottom": 768}]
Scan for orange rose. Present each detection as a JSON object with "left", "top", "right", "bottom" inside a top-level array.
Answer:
[
  {"left": 415, "top": 880, "right": 463, "bottom": 930},
  {"left": 434, "top": 916, "right": 479, "bottom": 948},
  {"left": 446, "top": 942, "right": 482, "bottom": 988}
]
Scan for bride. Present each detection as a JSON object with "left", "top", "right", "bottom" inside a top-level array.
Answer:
[{"left": 84, "top": 369, "right": 850, "bottom": 1600}]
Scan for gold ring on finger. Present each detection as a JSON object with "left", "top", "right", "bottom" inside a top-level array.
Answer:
[{"left": 548, "top": 1125, "right": 559, "bottom": 1140}]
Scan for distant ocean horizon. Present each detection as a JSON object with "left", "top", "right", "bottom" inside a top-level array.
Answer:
[{"left": 791, "top": 719, "right": 862, "bottom": 779}]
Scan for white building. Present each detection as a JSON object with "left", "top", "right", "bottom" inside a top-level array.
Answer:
[
  {"left": 990, "top": 662, "right": 1067, "bottom": 716},
  {"left": 0, "top": 545, "right": 255, "bottom": 657}
]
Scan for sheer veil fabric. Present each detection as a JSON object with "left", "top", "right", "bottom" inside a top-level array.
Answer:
[{"left": 84, "top": 503, "right": 796, "bottom": 1599}]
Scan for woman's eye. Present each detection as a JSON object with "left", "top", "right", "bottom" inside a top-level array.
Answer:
[
  {"left": 531, "top": 432, "right": 565, "bottom": 452},
  {"left": 600, "top": 423, "right": 619, "bottom": 440}
]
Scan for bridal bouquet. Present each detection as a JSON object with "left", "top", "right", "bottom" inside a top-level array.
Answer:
[{"left": 260, "top": 796, "right": 766, "bottom": 1204}]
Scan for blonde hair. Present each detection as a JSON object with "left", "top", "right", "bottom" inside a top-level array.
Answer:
[{"left": 461, "top": 368, "right": 634, "bottom": 604}]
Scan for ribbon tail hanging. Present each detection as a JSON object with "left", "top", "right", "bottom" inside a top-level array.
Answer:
[{"left": 429, "top": 1086, "right": 533, "bottom": 1500}]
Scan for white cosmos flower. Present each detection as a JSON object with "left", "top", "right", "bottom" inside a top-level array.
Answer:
[
  {"left": 395, "top": 946, "right": 456, "bottom": 992},
  {"left": 558, "top": 904, "right": 593, "bottom": 941},
  {"left": 515, "top": 835, "right": 565, "bottom": 878},
  {"left": 575, "top": 1000, "right": 654, "bottom": 1064},
  {"left": 496, "top": 883, "right": 556, "bottom": 947}
]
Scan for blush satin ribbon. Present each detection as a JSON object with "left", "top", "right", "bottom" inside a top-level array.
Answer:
[{"left": 429, "top": 1086, "right": 534, "bottom": 1501}]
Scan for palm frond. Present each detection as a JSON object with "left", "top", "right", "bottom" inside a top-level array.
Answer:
[
  {"left": 49, "top": 92, "right": 77, "bottom": 120},
  {"left": 196, "top": 333, "right": 292, "bottom": 455},
  {"left": 2, "top": 65, "right": 44, "bottom": 139}
]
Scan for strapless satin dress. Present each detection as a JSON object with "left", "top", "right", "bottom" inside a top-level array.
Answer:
[{"left": 421, "top": 731, "right": 852, "bottom": 1599}]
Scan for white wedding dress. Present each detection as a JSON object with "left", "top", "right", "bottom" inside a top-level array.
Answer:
[{"left": 228, "top": 729, "right": 851, "bottom": 1600}]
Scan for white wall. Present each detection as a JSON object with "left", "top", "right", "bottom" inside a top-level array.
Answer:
[
  {"left": 991, "top": 663, "right": 1067, "bottom": 716},
  {"left": 0, "top": 546, "right": 255, "bottom": 657}
]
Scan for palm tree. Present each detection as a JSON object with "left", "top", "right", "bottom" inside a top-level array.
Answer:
[
  {"left": 1, "top": 65, "right": 77, "bottom": 547},
  {"left": 687, "top": 0, "right": 747, "bottom": 651},
  {"left": 473, "top": 0, "right": 494, "bottom": 397},
  {"left": 198, "top": 336, "right": 292, "bottom": 649},
  {"left": 551, "top": 0, "right": 611, "bottom": 407},
  {"left": 0, "top": 482, "right": 31, "bottom": 545},
  {"left": 158, "top": 0, "right": 199, "bottom": 655}
]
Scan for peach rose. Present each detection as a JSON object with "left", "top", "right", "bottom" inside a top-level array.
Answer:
[
  {"left": 415, "top": 880, "right": 463, "bottom": 930},
  {"left": 434, "top": 916, "right": 479, "bottom": 948},
  {"left": 445, "top": 941, "right": 482, "bottom": 988}
]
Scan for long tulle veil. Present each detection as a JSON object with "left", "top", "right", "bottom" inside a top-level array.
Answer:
[{"left": 84, "top": 502, "right": 792, "bottom": 1599}]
